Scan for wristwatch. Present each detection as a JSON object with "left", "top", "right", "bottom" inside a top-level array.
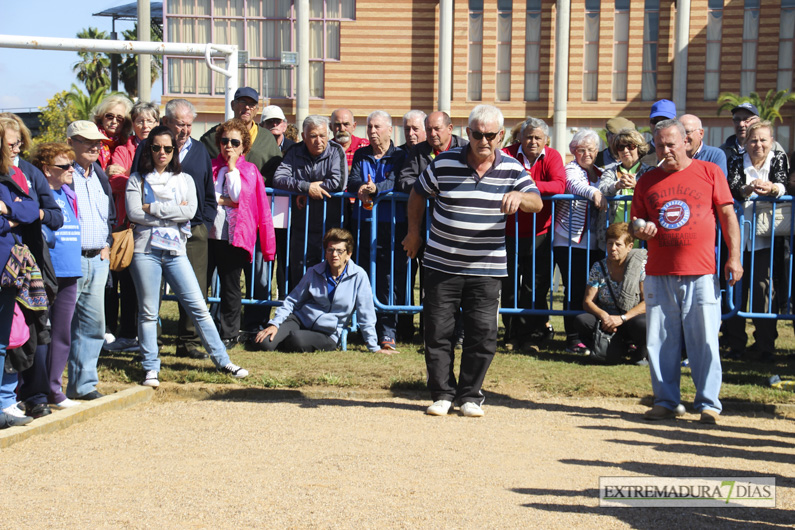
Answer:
[{"left": 620, "top": 314, "right": 627, "bottom": 323}]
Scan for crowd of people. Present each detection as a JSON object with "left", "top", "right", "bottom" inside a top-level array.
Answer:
[{"left": 0, "top": 86, "right": 792, "bottom": 427}]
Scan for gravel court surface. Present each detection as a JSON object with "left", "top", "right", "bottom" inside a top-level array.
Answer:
[{"left": 2, "top": 389, "right": 794, "bottom": 528}]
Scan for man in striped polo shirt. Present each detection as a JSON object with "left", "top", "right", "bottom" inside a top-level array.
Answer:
[{"left": 403, "top": 105, "right": 542, "bottom": 418}]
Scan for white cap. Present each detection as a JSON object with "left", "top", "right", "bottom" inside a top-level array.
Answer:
[
  {"left": 66, "top": 120, "right": 109, "bottom": 140},
  {"left": 260, "top": 105, "right": 287, "bottom": 124}
]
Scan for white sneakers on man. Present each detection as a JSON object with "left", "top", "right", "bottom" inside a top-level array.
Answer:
[
  {"left": 426, "top": 400, "right": 452, "bottom": 416},
  {"left": 460, "top": 402, "right": 485, "bottom": 417}
]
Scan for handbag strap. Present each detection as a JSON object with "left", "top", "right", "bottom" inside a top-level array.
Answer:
[{"left": 598, "top": 260, "right": 621, "bottom": 310}]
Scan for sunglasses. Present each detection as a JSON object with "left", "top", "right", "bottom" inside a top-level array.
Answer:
[
  {"left": 220, "top": 137, "right": 242, "bottom": 147},
  {"left": 617, "top": 144, "right": 637, "bottom": 151},
  {"left": 469, "top": 130, "right": 500, "bottom": 142},
  {"left": 48, "top": 163, "right": 73, "bottom": 171},
  {"left": 151, "top": 144, "right": 175, "bottom": 154},
  {"left": 104, "top": 113, "right": 125, "bottom": 123}
]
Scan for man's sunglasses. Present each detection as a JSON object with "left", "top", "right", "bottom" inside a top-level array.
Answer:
[
  {"left": 469, "top": 130, "right": 500, "bottom": 141},
  {"left": 151, "top": 144, "right": 175, "bottom": 154},
  {"left": 220, "top": 137, "right": 242, "bottom": 147}
]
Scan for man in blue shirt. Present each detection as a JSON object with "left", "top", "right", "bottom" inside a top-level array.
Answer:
[
  {"left": 680, "top": 114, "right": 728, "bottom": 177},
  {"left": 66, "top": 121, "right": 115, "bottom": 401}
]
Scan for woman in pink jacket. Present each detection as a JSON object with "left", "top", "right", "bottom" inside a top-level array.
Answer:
[{"left": 208, "top": 118, "right": 276, "bottom": 346}]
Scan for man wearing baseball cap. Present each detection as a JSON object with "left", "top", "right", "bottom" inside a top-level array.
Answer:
[
  {"left": 65, "top": 120, "right": 116, "bottom": 401},
  {"left": 595, "top": 117, "right": 636, "bottom": 169},
  {"left": 641, "top": 99, "right": 677, "bottom": 166},
  {"left": 719, "top": 102, "right": 787, "bottom": 161},
  {"left": 260, "top": 105, "right": 294, "bottom": 153}
]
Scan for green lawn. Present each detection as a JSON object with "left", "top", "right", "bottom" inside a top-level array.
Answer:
[{"left": 96, "top": 299, "right": 795, "bottom": 405}]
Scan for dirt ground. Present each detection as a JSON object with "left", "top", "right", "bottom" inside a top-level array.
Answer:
[{"left": 2, "top": 388, "right": 793, "bottom": 528}]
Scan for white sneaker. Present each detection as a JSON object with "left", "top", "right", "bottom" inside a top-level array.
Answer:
[
  {"left": 52, "top": 398, "right": 79, "bottom": 410},
  {"left": 426, "top": 400, "right": 453, "bottom": 416},
  {"left": 222, "top": 363, "right": 249, "bottom": 379},
  {"left": 3, "top": 404, "right": 27, "bottom": 418},
  {"left": 141, "top": 370, "right": 160, "bottom": 388},
  {"left": 460, "top": 402, "right": 485, "bottom": 418},
  {"left": 103, "top": 333, "right": 116, "bottom": 348}
]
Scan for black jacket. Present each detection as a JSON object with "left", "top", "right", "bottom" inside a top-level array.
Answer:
[{"left": 395, "top": 135, "right": 469, "bottom": 193}]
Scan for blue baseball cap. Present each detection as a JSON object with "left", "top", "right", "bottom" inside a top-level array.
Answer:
[
  {"left": 234, "top": 87, "right": 259, "bottom": 103},
  {"left": 731, "top": 102, "right": 759, "bottom": 116},
  {"left": 649, "top": 99, "right": 677, "bottom": 120}
]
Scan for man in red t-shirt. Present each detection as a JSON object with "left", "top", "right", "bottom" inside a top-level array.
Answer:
[{"left": 631, "top": 119, "right": 742, "bottom": 425}]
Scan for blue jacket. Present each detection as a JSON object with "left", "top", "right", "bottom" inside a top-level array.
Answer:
[
  {"left": 693, "top": 143, "right": 728, "bottom": 178},
  {"left": 17, "top": 159, "right": 64, "bottom": 231},
  {"left": 348, "top": 142, "right": 407, "bottom": 223},
  {"left": 268, "top": 260, "right": 379, "bottom": 351},
  {"left": 0, "top": 175, "right": 39, "bottom": 268}
]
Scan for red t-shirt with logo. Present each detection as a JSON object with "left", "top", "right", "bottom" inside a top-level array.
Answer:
[{"left": 630, "top": 159, "right": 733, "bottom": 276}]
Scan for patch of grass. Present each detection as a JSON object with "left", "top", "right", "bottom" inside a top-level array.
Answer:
[{"left": 94, "top": 300, "right": 795, "bottom": 405}]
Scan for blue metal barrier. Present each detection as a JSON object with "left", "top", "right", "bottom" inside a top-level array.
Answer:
[{"left": 165, "top": 190, "right": 795, "bottom": 341}]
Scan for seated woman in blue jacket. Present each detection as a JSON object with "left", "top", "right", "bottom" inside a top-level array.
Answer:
[{"left": 254, "top": 228, "right": 394, "bottom": 354}]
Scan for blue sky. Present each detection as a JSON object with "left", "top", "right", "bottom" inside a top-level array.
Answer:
[{"left": 0, "top": 1, "right": 163, "bottom": 111}]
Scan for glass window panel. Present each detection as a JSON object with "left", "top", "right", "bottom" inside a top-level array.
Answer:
[
  {"left": 525, "top": 71, "right": 540, "bottom": 101},
  {"left": 781, "top": 9, "right": 795, "bottom": 38},
  {"left": 584, "top": 44, "right": 598, "bottom": 67},
  {"left": 706, "top": 43, "right": 721, "bottom": 70},
  {"left": 310, "top": 61, "right": 324, "bottom": 98},
  {"left": 641, "top": 71, "right": 656, "bottom": 100},
  {"left": 310, "top": 21, "right": 323, "bottom": 59},
  {"left": 616, "top": 0, "right": 630, "bottom": 10},
  {"left": 498, "top": 0, "right": 513, "bottom": 9},
  {"left": 230, "top": 19, "right": 244, "bottom": 49},
  {"left": 327, "top": 21, "right": 340, "bottom": 60},
  {"left": 469, "top": 13, "right": 483, "bottom": 41},
  {"left": 526, "top": 43, "right": 539, "bottom": 71},
  {"left": 497, "top": 44, "right": 511, "bottom": 70},
  {"left": 468, "top": 73, "right": 482, "bottom": 100},
  {"left": 310, "top": 0, "right": 324, "bottom": 17},
  {"left": 585, "top": 0, "right": 600, "bottom": 10},
  {"left": 230, "top": 0, "right": 244, "bottom": 17},
  {"left": 584, "top": 12, "right": 599, "bottom": 41},
  {"left": 470, "top": 0, "right": 484, "bottom": 10},
  {"left": 167, "top": 18, "right": 181, "bottom": 42},
  {"left": 613, "top": 73, "right": 627, "bottom": 101},
  {"left": 615, "top": 11, "right": 629, "bottom": 40},
  {"left": 708, "top": 0, "right": 723, "bottom": 7},
  {"left": 214, "top": 20, "right": 228, "bottom": 44},
  {"left": 777, "top": 126, "right": 791, "bottom": 153},
  {"left": 498, "top": 12, "right": 511, "bottom": 37},
  {"left": 614, "top": 43, "right": 628, "bottom": 71},
  {"left": 214, "top": 1, "right": 227, "bottom": 17},
  {"left": 198, "top": 60, "right": 212, "bottom": 95},
  {"left": 705, "top": 71, "right": 720, "bottom": 100},
  {"left": 327, "top": 0, "right": 341, "bottom": 19},
  {"left": 470, "top": 43, "right": 482, "bottom": 69},
  {"left": 496, "top": 73, "right": 510, "bottom": 101},
  {"left": 644, "top": 12, "right": 659, "bottom": 41},
  {"left": 247, "top": 21, "right": 261, "bottom": 58},
  {"left": 526, "top": 0, "right": 541, "bottom": 8},
  {"left": 247, "top": 0, "right": 262, "bottom": 17},
  {"left": 583, "top": 72, "right": 598, "bottom": 101},
  {"left": 168, "top": 57, "right": 182, "bottom": 92},
  {"left": 706, "top": 11, "right": 722, "bottom": 40},
  {"left": 745, "top": 0, "right": 760, "bottom": 7},
  {"left": 341, "top": 0, "right": 356, "bottom": 19},
  {"left": 527, "top": 11, "right": 541, "bottom": 35}
]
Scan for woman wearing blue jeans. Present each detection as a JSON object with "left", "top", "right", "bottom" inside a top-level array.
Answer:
[{"left": 126, "top": 126, "right": 249, "bottom": 387}]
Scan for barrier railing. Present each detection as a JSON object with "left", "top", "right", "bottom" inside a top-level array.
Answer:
[{"left": 169, "top": 190, "right": 795, "bottom": 343}]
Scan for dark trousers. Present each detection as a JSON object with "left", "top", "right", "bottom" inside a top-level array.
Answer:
[
  {"left": 177, "top": 224, "right": 209, "bottom": 352},
  {"left": 104, "top": 268, "right": 138, "bottom": 339},
  {"left": 207, "top": 238, "right": 250, "bottom": 341},
  {"left": 723, "top": 244, "right": 783, "bottom": 353},
  {"left": 554, "top": 246, "right": 604, "bottom": 346},
  {"left": 242, "top": 240, "right": 275, "bottom": 333},
  {"left": 255, "top": 314, "right": 337, "bottom": 352},
  {"left": 18, "top": 344, "right": 50, "bottom": 406},
  {"left": 502, "top": 233, "right": 552, "bottom": 342},
  {"left": 47, "top": 278, "right": 77, "bottom": 404},
  {"left": 573, "top": 312, "right": 647, "bottom": 364},
  {"left": 357, "top": 221, "right": 409, "bottom": 343},
  {"left": 424, "top": 269, "right": 500, "bottom": 404}
]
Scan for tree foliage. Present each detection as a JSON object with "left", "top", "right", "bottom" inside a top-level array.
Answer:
[
  {"left": 119, "top": 24, "right": 163, "bottom": 98},
  {"left": 73, "top": 27, "right": 111, "bottom": 93},
  {"left": 65, "top": 84, "right": 126, "bottom": 121},
  {"left": 717, "top": 90, "right": 795, "bottom": 124},
  {"left": 35, "top": 91, "right": 79, "bottom": 145}
]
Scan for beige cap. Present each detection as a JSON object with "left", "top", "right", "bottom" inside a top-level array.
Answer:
[
  {"left": 67, "top": 120, "right": 109, "bottom": 140},
  {"left": 260, "top": 105, "right": 287, "bottom": 124},
  {"left": 605, "top": 117, "right": 636, "bottom": 134}
]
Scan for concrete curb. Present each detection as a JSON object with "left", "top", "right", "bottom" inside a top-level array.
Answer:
[{"left": 0, "top": 386, "right": 154, "bottom": 449}]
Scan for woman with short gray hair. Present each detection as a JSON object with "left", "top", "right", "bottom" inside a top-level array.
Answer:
[{"left": 553, "top": 128, "right": 607, "bottom": 355}]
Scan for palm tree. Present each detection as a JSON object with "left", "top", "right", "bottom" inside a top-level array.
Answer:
[
  {"left": 717, "top": 90, "right": 795, "bottom": 124},
  {"left": 73, "top": 27, "right": 111, "bottom": 93},
  {"left": 65, "top": 84, "right": 112, "bottom": 121},
  {"left": 118, "top": 25, "right": 163, "bottom": 98}
]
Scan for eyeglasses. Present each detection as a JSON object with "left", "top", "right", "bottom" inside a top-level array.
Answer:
[
  {"left": 617, "top": 144, "right": 638, "bottom": 151},
  {"left": 7, "top": 140, "right": 21, "bottom": 150},
  {"left": 72, "top": 137, "right": 102, "bottom": 148},
  {"left": 325, "top": 248, "right": 347, "bottom": 255},
  {"left": 732, "top": 116, "right": 758, "bottom": 124},
  {"left": 104, "top": 113, "right": 125, "bottom": 123},
  {"left": 575, "top": 148, "right": 595, "bottom": 155},
  {"left": 683, "top": 129, "right": 702, "bottom": 135},
  {"left": 134, "top": 118, "right": 157, "bottom": 127},
  {"left": 47, "top": 163, "right": 73, "bottom": 171},
  {"left": 469, "top": 130, "right": 500, "bottom": 142},
  {"left": 151, "top": 144, "right": 175, "bottom": 154},
  {"left": 220, "top": 137, "right": 242, "bottom": 147}
]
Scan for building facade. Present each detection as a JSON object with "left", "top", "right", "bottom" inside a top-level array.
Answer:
[{"left": 163, "top": 0, "right": 795, "bottom": 152}]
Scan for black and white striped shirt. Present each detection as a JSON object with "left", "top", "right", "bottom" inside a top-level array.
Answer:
[{"left": 414, "top": 147, "right": 539, "bottom": 277}]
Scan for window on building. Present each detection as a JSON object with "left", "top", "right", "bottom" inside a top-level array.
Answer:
[
  {"left": 165, "top": 0, "right": 355, "bottom": 99},
  {"left": 741, "top": 0, "right": 760, "bottom": 96},
  {"left": 468, "top": 0, "right": 484, "bottom": 101},
  {"left": 496, "top": 0, "right": 512, "bottom": 101},
  {"left": 583, "top": 0, "right": 600, "bottom": 101},
  {"left": 641, "top": 0, "right": 659, "bottom": 101},
  {"left": 524, "top": 0, "right": 542, "bottom": 101},
  {"left": 704, "top": 0, "right": 723, "bottom": 100},
  {"left": 613, "top": 0, "right": 630, "bottom": 101},
  {"left": 778, "top": 0, "right": 795, "bottom": 91}
]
